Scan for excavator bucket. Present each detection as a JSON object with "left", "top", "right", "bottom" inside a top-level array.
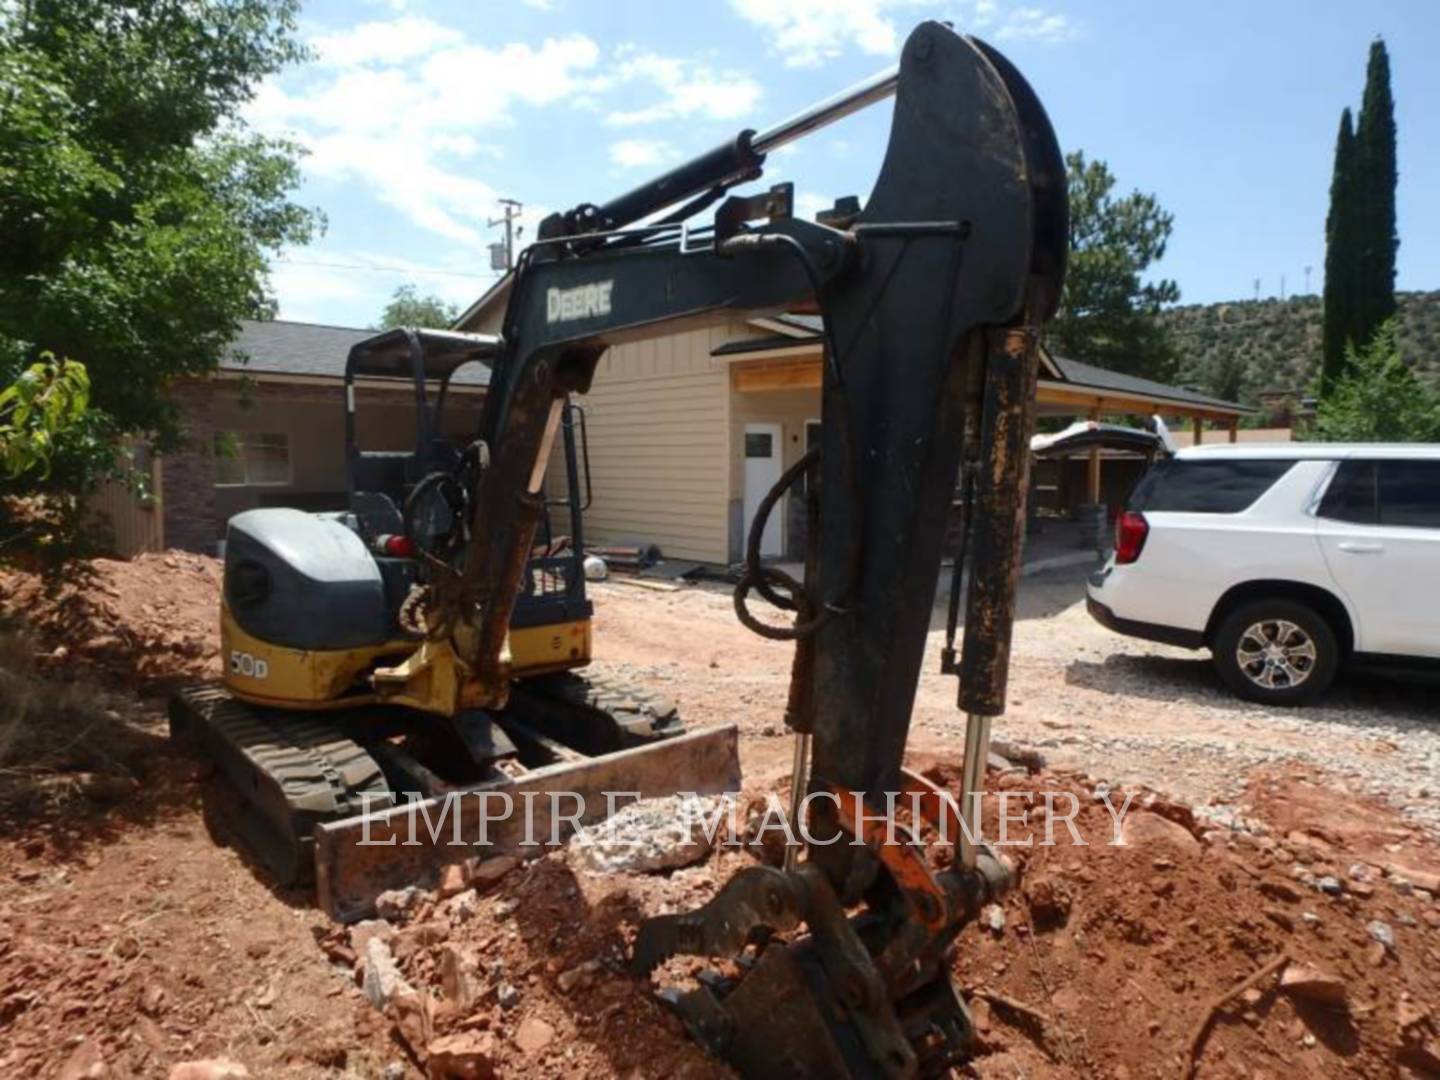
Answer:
[{"left": 312, "top": 723, "right": 741, "bottom": 922}]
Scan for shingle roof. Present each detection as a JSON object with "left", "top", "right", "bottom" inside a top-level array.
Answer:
[
  {"left": 714, "top": 314, "right": 1248, "bottom": 414},
  {"left": 1047, "top": 354, "right": 1245, "bottom": 412},
  {"left": 224, "top": 320, "right": 488, "bottom": 385}
]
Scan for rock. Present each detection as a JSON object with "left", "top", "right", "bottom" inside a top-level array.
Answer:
[
  {"left": 570, "top": 795, "right": 727, "bottom": 874},
  {"left": 363, "top": 938, "right": 415, "bottom": 1011},
  {"left": 58, "top": 1038, "right": 108, "bottom": 1080},
  {"left": 1386, "top": 862, "right": 1440, "bottom": 896},
  {"left": 438, "top": 863, "right": 468, "bottom": 898},
  {"left": 497, "top": 981, "right": 521, "bottom": 1011},
  {"left": 1315, "top": 876, "right": 1344, "bottom": 896},
  {"left": 388, "top": 989, "right": 435, "bottom": 1056},
  {"left": 349, "top": 919, "right": 395, "bottom": 957},
  {"left": 470, "top": 855, "right": 520, "bottom": 889},
  {"left": 1022, "top": 874, "right": 1072, "bottom": 931},
  {"left": 1279, "top": 963, "right": 1347, "bottom": 1008},
  {"left": 1396, "top": 998, "right": 1430, "bottom": 1035},
  {"left": 1259, "top": 880, "right": 1303, "bottom": 904},
  {"left": 1367, "top": 920, "right": 1396, "bottom": 951},
  {"left": 448, "top": 889, "right": 481, "bottom": 922},
  {"left": 1118, "top": 811, "right": 1201, "bottom": 856},
  {"left": 393, "top": 920, "right": 449, "bottom": 962},
  {"left": 1398, "top": 1039, "right": 1440, "bottom": 1074},
  {"left": 426, "top": 1032, "right": 496, "bottom": 1079},
  {"left": 440, "top": 945, "right": 479, "bottom": 1008},
  {"left": 376, "top": 886, "right": 425, "bottom": 921},
  {"left": 1262, "top": 906, "right": 1295, "bottom": 932},
  {"left": 557, "top": 960, "right": 602, "bottom": 993},
  {"left": 982, "top": 904, "right": 1006, "bottom": 935},
  {"left": 78, "top": 772, "right": 140, "bottom": 804},
  {"left": 513, "top": 1016, "right": 556, "bottom": 1054},
  {"left": 168, "top": 1062, "right": 250, "bottom": 1080}
]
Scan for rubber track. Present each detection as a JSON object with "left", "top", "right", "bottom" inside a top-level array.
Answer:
[
  {"left": 518, "top": 667, "right": 685, "bottom": 743},
  {"left": 171, "top": 685, "right": 393, "bottom": 884}
]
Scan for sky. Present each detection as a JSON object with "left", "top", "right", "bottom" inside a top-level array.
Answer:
[{"left": 254, "top": 0, "right": 1440, "bottom": 329}]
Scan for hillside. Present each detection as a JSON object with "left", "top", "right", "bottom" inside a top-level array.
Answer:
[{"left": 1162, "top": 289, "right": 1440, "bottom": 407}]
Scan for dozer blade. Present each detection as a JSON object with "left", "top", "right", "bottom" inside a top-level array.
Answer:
[
  {"left": 314, "top": 723, "right": 741, "bottom": 922},
  {"left": 169, "top": 684, "right": 395, "bottom": 886}
]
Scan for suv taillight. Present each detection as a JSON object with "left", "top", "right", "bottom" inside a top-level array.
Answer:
[{"left": 1114, "top": 511, "right": 1149, "bottom": 565}]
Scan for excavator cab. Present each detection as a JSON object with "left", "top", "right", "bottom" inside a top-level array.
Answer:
[{"left": 340, "top": 327, "right": 594, "bottom": 669}]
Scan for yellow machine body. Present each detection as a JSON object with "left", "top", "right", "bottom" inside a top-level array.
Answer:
[{"left": 220, "top": 602, "right": 593, "bottom": 712}]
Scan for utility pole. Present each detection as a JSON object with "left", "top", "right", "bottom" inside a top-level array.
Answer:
[
  {"left": 1304, "top": 265, "right": 1313, "bottom": 294},
  {"left": 488, "top": 198, "right": 523, "bottom": 271},
  {"left": 1280, "top": 274, "right": 1286, "bottom": 301},
  {"left": 1253, "top": 277, "right": 1261, "bottom": 301}
]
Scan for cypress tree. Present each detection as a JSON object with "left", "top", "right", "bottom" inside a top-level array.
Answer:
[
  {"left": 1355, "top": 38, "right": 1398, "bottom": 343},
  {"left": 1322, "top": 109, "right": 1358, "bottom": 390}
]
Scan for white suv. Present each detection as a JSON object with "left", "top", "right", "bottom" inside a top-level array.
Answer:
[{"left": 1086, "top": 444, "right": 1440, "bottom": 705}]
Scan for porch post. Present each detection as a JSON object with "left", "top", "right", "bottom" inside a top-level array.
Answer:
[
  {"left": 1087, "top": 403, "right": 1102, "bottom": 504},
  {"left": 1228, "top": 416, "right": 1239, "bottom": 443},
  {"left": 1192, "top": 416, "right": 1204, "bottom": 445}
]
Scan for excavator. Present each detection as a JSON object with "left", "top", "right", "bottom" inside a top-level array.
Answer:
[{"left": 181, "top": 19, "right": 1066, "bottom": 1075}]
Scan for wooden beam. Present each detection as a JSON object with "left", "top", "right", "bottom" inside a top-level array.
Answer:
[
  {"left": 1193, "top": 417, "right": 1204, "bottom": 445},
  {"left": 733, "top": 359, "right": 822, "bottom": 392},
  {"left": 1228, "top": 417, "right": 1239, "bottom": 443}
]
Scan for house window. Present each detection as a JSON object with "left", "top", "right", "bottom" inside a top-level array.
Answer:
[{"left": 214, "top": 432, "right": 291, "bottom": 487}]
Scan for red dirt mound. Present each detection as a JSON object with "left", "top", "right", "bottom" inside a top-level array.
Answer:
[{"left": 0, "top": 551, "right": 222, "bottom": 685}]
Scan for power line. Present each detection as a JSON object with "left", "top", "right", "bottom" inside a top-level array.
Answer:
[{"left": 274, "top": 257, "right": 501, "bottom": 280}]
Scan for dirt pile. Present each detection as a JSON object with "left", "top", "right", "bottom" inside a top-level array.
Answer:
[
  {"left": 0, "top": 551, "right": 221, "bottom": 686},
  {"left": 324, "top": 761, "right": 1440, "bottom": 1079}
]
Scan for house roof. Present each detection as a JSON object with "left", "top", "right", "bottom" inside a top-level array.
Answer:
[
  {"left": 224, "top": 320, "right": 488, "bottom": 385},
  {"left": 713, "top": 314, "right": 1249, "bottom": 415}
]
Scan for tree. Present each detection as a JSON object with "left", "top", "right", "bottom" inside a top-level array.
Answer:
[
  {"left": 1355, "top": 39, "right": 1398, "bottom": 342},
  {"left": 1047, "top": 151, "right": 1181, "bottom": 382},
  {"left": 377, "top": 285, "right": 460, "bottom": 330},
  {"left": 0, "top": 357, "right": 90, "bottom": 479},
  {"left": 1321, "top": 39, "right": 1398, "bottom": 392},
  {"left": 1321, "top": 109, "right": 1358, "bottom": 391},
  {"left": 1308, "top": 322, "right": 1440, "bottom": 443},
  {"left": 0, "top": 0, "right": 319, "bottom": 501}
]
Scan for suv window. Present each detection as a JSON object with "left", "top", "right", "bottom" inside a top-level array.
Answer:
[
  {"left": 1317, "top": 460, "right": 1377, "bottom": 524},
  {"left": 1128, "top": 459, "right": 1296, "bottom": 514},
  {"left": 1378, "top": 459, "right": 1440, "bottom": 528}
]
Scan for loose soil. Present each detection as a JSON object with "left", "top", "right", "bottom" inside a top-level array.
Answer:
[{"left": 1, "top": 555, "right": 1437, "bottom": 1078}]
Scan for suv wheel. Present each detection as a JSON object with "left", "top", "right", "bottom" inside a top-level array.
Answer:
[{"left": 1212, "top": 600, "right": 1339, "bottom": 705}]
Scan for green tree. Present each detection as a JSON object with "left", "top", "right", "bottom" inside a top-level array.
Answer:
[
  {"left": 1321, "top": 109, "right": 1358, "bottom": 391},
  {"left": 1355, "top": 39, "right": 1398, "bottom": 342},
  {"left": 1048, "top": 151, "right": 1181, "bottom": 382},
  {"left": 1308, "top": 322, "right": 1440, "bottom": 443},
  {"left": 1321, "top": 39, "right": 1398, "bottom": 392},
  {"left": 0, "top": 357, "right": 90, "bottom": 479},
  {"left": 377, "top": 285, "right": 460, "bottom": 330},
  {"left": 0, "top": 0, "right": 319, "bottom": 500}
]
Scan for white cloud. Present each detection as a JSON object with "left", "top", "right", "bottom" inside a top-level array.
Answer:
[
  {"left": 603, "top": 50, "right": 762, "bottom": 126},
  {"left": 311, "top": 17, "right": 465, "bottom": 68},
  {"left": 609, "top": 138, "right": 678, "bottom": 169},
  {"left": 728, "top": 0, "right": 1075, "bottom": 67},
  {"left": 994, "top": 8, "right": 1076, "bottom": 44},
  {"left": 250, "top": 26, "right": 604, "bottom": 246},
  {"left": 522, "top": 0, "right": 554, "bottom": 9},
  {"left": 794, "top": 191, "right": 833, "bottom": 221},
  {"left": 269, "top": 247, "right": 495, "bottom": 324}
]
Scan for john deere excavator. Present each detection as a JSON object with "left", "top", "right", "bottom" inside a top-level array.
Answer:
[
  {"left": 181, "top": 20, "right": 1066, "bottom": 1074},
  {"left": 172, "top": 326, "right": 701, "bottom": 885}
]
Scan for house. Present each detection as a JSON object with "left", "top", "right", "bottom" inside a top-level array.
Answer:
[
  {"left": 455, "top": 283, "right": 1248, "bottom": 565},
  {"left": 97, "top": 319, "right": 488, "bottom": 555}
]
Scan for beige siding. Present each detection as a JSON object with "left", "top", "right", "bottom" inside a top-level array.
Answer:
[{"left": 564, "top": 324, "right": 740, "bottom": 563}]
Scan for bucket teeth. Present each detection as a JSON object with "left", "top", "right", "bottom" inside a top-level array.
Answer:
[{"left": 632, "top": 866, "right": 803, "bottom": 976}]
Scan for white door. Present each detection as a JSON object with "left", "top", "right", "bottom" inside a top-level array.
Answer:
[
  {"left": 743, "top": 423, "right": 783, "bottom": 558},
  {"left": 1316, "top": 458, "right": 1440, "bottom": 657}
]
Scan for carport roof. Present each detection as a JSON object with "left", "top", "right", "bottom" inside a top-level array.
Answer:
[
  {"left": 719, "top": 313, "right": 1249, "bottom": 416},
  {"left": 224, "top": 319, "right": 488, "bottom": 385}
]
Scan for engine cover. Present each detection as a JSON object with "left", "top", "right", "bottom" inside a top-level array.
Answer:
[{"left": 224, "top": 508, "right": 392, "bottom": 651}]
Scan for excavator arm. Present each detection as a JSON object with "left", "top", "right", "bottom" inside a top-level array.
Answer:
[{"left": 431, "top": 21, "right": 1066, "bottom": 1075}]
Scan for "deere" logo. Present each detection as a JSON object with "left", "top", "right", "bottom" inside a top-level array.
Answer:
[{"left": 546, "top": 281, "right": 613, "bottom": 323}]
